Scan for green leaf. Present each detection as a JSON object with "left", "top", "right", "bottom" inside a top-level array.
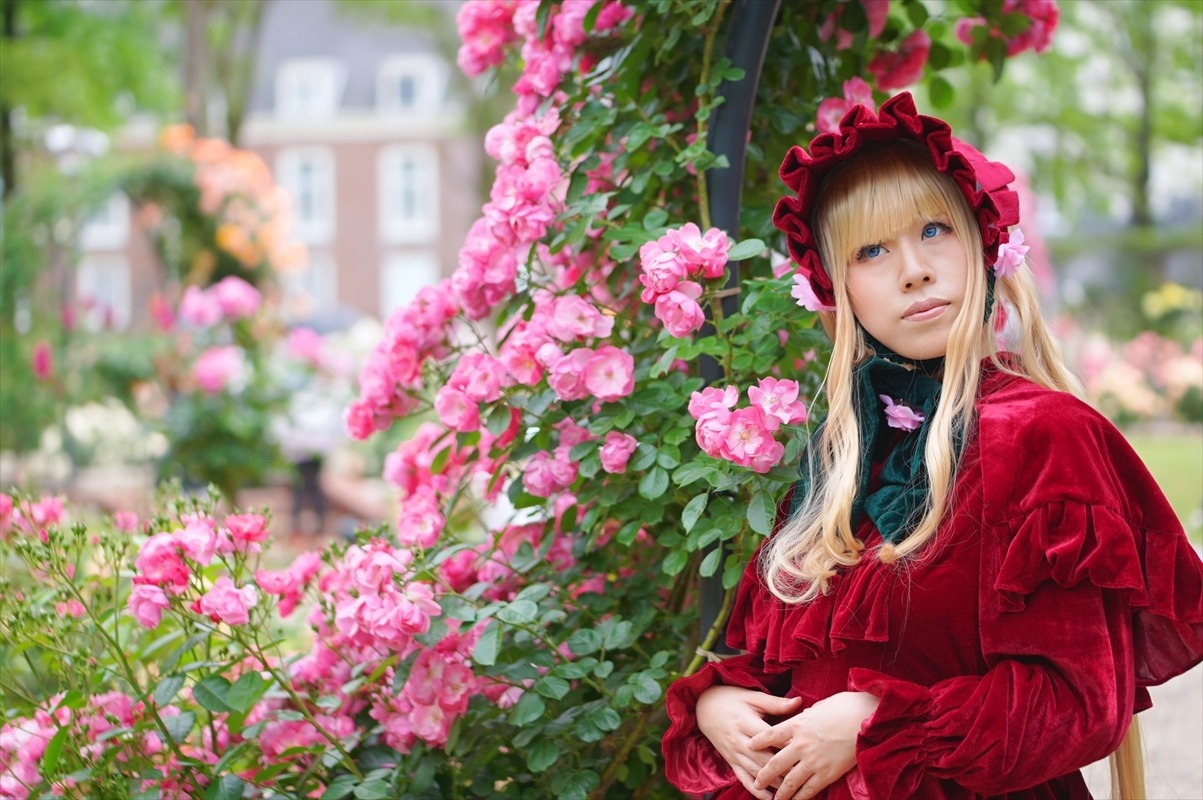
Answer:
[
  {"left": 41, "top": 725, "right": 69, "bottom": 776},
  {"left": 552, "top": 769, "right": 601, "bottom": 800},
  {"left": 498, "top": 599, "right": 539, "bottom": 625},
  {"left": 527, "top": 738, "right": 562, "bottom": 772},
  {"left": 473, "top": 621, "right": 501, "bottom": 666},
  {"left": 650, "top": 344, "right": 680, "bottom": 378},
  {"left": 673, "top": 461, "right": 718, "bottom": 487},
  {"left": 929, "top": 75, "right": 955, "bottom": 109},
  {"left": 726, "top": 238, "right": 766, "bottom": 261},
  {"left": 320, "top": 775, "right": 360, "bottom": 800},
  {"left": 629, "top": 443, "right": 658, "bottom": 471},
  {"left": 662, "top": 548, "right": 689, "bottom": 576},
  {"left": 353, "top": 779, "right": 392, "bottom": 800},
  {"left": 511, "top": 691, "right": 546, "bottom": 726},
  {"left": 153, "top": 674, "right": 186, "bottom": 708},
  {"left": 642, "top": 208, "right": 669, "bottom": 230},
  {"left": 747, "top": 491, "right": 776, "bottom": 536},
  {"left": 226, "top": 672, "right": 269, "bottom": 714},
  {"left": 204, "top": 775, "right": 245, "bottom": 800},
  {"left": 616, "top": 520, "right": 642, "bottom": 545},
  {"left": 162, "top": 710, "right": 196, "bottom": 743},
  {"left": 568, "top": 628, "right": 603, "bottom": 655},
  {"left": 632, "top": 673, "right": 662, "bottom": 705},
  {"left": 535, "top": 675, "right": 571, "bottom": 700},
  {"left": 485, "top": 404, "right": 512, "bottom": 436},
  {"left": 699, "top": 547, "right": 722, "bottom": 577},
  {"left": 193, "top": 676, "right": 233, "bottom": 713},
  {"left": 681, "top": 493, "right": 708, "bottom": 533},
  {"left": 638, "top": 466, "right": 669, "bottom": 499}
]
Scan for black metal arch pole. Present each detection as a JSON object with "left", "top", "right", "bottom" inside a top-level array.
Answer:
[{"left": 698, "top": 0, "right": 782, "bottom": 651}]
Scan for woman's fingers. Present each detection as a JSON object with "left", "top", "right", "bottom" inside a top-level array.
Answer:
[
  {"left": 732, "top": 763, "right": 774, "bottom": 800},
  {"left": 750, "top": 693, "right": 804, "bottom": 715},
  {"left": 748, "top": 720, "right": 791, "bottom": 751},
  {"left": 770, "top": 761, "right": 816, "bottom": 800}
]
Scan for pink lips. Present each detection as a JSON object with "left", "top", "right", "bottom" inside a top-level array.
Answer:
[{"left": 903, "top": 298, "right": 949, "bottom": 321}]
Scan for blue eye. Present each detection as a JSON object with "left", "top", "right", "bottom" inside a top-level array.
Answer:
[
  {"left": 922, "top": 222, "right": 948, "bottom": 239},
  {"left": 856, "top": 243, "right": 885, "bottom": 262}
]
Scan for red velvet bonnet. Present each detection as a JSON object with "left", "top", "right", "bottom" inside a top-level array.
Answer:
[{"left": 772, "top": 92, "right": 1021, "bottom": 310}]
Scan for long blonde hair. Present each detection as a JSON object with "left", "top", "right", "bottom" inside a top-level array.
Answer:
[{"left": 762, "top": 141, "right": 1080, "bottom": 603}]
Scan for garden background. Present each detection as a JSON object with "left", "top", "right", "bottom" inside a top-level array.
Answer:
[{"left": 0, "top": 1, "right": 1200, "bottom": 798}]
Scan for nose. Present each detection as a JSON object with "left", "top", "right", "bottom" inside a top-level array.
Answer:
[{"left": 898, "top": 239, "right": 933, "bottom": 290}]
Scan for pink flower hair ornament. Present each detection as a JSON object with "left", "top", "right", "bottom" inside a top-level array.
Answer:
[{"left": 773, "top": 91, "right": 1022, "bottom": 311}]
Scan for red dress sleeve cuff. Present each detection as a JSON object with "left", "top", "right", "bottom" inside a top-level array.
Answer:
[
  {"left": 662, "top": 654, "right": 788, "bottom": 794},
  {"left": 848, "top": 667, "right": 934, "bottom": 800}
]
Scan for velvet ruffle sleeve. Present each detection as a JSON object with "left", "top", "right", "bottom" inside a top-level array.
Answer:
[{"left": 850, "top": 379, "right": 1203, "bottom": 798}]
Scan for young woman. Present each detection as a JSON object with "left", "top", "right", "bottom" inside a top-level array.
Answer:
[{"left": 662, "top": 93, "right": 1203, "bottom": 800}]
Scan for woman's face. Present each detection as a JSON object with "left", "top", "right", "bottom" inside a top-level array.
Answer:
[{"left": 844, "top": 215, "right": 968, "bottom": 360}]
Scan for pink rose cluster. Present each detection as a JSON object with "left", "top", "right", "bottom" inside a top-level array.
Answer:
[
  {"left": 456, "top": 0, "right": 632, "bottom": 108},
  {"left": 497, "top": 288, "right": 619, "bottom": 387},
  {"left": 453, "top": 110, "right": 563, "bottom": 320},
  {"left": 127, "top": 512, "right": 270, "bottom": 629},
  {"left": 638, "top": 222, "right": 731, "bottom": 337},
  {"left": 689, "top": 378, "right": 808, "bottom": 474},
  {"left": 0, "top": 692, "right": 172, "bottom": 799},
  {"left": 179, "top": 275, "right": 262, "bottom": 328},
  {"left": 0, "top": 494, "right": 65, "bottom": 543},
  {"left": 956, "top": 0, "right": 1059, "bottom": 57},
  {"left": 345, "top": 280, "right": 460, "bottom": 441}
]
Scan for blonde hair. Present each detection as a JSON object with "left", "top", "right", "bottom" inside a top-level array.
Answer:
[{"left": 763, "top": 141, "right": 1081, "bottom": 603}]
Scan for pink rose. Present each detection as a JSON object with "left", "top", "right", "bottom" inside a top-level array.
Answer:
[
  {"left": 748, "top": 377, "right": 808, "bottom": 427},
  {"left": 584, "top": 346, "right": 635, "bottom": 402},
  {"left": 435, "top": 386, "right": 481, "bottom": 432},
  {"left": 128, "top": 584, "right": 170, "bottom": 629},
  {"left": 668, "top": 223, "right": 730, "bottom": 279},
  {"left": 654, "top": 281, "right": 706, "bottom": 338},
  {"left": 546, "top": 348, "right": 593, "bottom": 402},
  {"left": 993, "top": 228, "right": 1029, "bottom": 279},
  {"left": 225, "top": 513, "right": 269, "bottom": 552},
  {"left": 192, "top": 346, "right": 244, "bottom": 394},
  {"left": 688, "top": 385, "right": 739, "bottom": 422},
  {"left": 546, "top": 295, "right": 614, "bottom": 341},
  {"left": 211, "top": 276, "right": 261, "bottom": 320},
  {"left": 868, "top": 30, "right": 932, "bottom": 90},
  {"left": 880, "top": 395, "right": 925, "bottom": 431},
  {"left": 174, "top": 518, "right": 219, "bottom": 565},
  {"left": 599, "top": 432, "right": 638, "bottom": 474},
  {"left": 791, "top": 273, "right": 837, "bottom": 313},
  {"left": 639, "top": 238, "right": 689, "bottom": 300},
  {"left": 32, "top": 340, "right": 53, "bottom": 382},
  {"left": 114, "top": 511, "right": 139, "bottom": 533},
  {"left": 815, "top": 77, "right": 875, "bottom": 135},
  {"left": 179, "top": 285, "right": 223, "bottom": 328},
  {"left": 134, "top": 532, "right": 190, "bottom": 593},
  {"left": 198, "top": 576, "right": 258, "bottom": 625},
  {"left": 524, "top": 450, "right": 578, "bottom": 498},
  {"left": 287, "top": 327, "right": 324, "bottom": 366}
]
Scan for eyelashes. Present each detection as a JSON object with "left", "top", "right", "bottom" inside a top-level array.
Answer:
[{"left": 853, "top": 220, "right": 951, "bottom": 263}]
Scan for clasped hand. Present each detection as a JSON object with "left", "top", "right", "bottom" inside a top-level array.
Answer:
[{"left": 696, "top": 687, "right": 880, "bottom": 800}]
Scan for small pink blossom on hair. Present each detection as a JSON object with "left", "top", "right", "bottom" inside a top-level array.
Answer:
[
  {"left": 993, "top": 228, "right": 1029, "bottom": 278},
  {"left": 791, "top": 273, "right": 837, "bottom": 313},
  {"left": 879, "top": 395, "right": 925, "bottom": 431}
]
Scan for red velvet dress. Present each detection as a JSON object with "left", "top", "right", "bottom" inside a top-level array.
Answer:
[{"left": 663, "top": 365, "right": 1203, "bottom": 799}]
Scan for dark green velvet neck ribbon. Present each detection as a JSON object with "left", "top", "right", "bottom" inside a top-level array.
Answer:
[{"left": 789, "top": 345, "right": 947, "bottom": 544}]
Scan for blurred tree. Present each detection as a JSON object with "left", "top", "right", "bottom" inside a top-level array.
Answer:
[
  {"left": 932, "top": 0, "right": 1203, "bottom": 234},
  {"left": 0, "top": 0, "right": 178, "bottom": 196},
  {"left": 177, "top": 0, "right": 268, "bottom": 144}
]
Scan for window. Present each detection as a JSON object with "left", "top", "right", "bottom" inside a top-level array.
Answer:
[
  {"left": 276, "top": 59, "right": 346, "bottom": 118},
  {"left": 378, "top": 145, "right": 439, "bottom": 244},
  {"left": 80, "top": 192, "right": 129, "bottom": 251},
  {"left": 76, "top": 256, "right": 130, "bottom": 330},
  {"left": 276, "top": 148, "right": 335, "bottom": 245},
  {"left": 381, "top": 252, "right": 440, "bottom": 319},
  {"left": 376, "top": 55, "right": 446, "bottom": 114},
  {"left": 281, "top": 251, "right": 338, "bottom": 321}
]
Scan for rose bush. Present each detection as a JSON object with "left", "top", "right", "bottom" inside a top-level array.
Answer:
[{"left": 1, "top": 0, "right": 1054, "bottom": 797}]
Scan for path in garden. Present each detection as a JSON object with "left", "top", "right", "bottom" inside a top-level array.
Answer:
[{"left": 1082, "top": 659, "right": 1203, "bottom": 799}]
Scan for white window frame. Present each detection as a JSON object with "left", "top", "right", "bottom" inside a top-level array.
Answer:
[
  {"left": 380, "top": 252, "right": 440, "bottom": 319},
  {"left": 76, "top": 256, "right": 131, "bottom": 331},
  {"left": 378, "top": 144, "right": 439, "bottom": 245},
  {"left": 80, "top": 192, "right": 129, "bottom": 251},
  {"left": 275, "top": 58, "right": 346, "bottom": 118},
  {"left": 376, "top": 54, "right": 446, "bottom": 114},
  {"left": 276, "top": 147, "right": 336, "bottom": 246}
]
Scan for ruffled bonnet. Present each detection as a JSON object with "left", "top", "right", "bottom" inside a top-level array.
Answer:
[{"left": 772, "top": 91, "right": 1021, "bottom": 310}]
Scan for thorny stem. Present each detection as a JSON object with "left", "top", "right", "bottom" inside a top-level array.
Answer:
[{"left": 696, "top": 0, "right": 734, "bottom": 232}]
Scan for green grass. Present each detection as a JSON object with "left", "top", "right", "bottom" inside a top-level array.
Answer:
[{"left": 1127, "top": 432, "right": 1203, "bottom": 545}]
